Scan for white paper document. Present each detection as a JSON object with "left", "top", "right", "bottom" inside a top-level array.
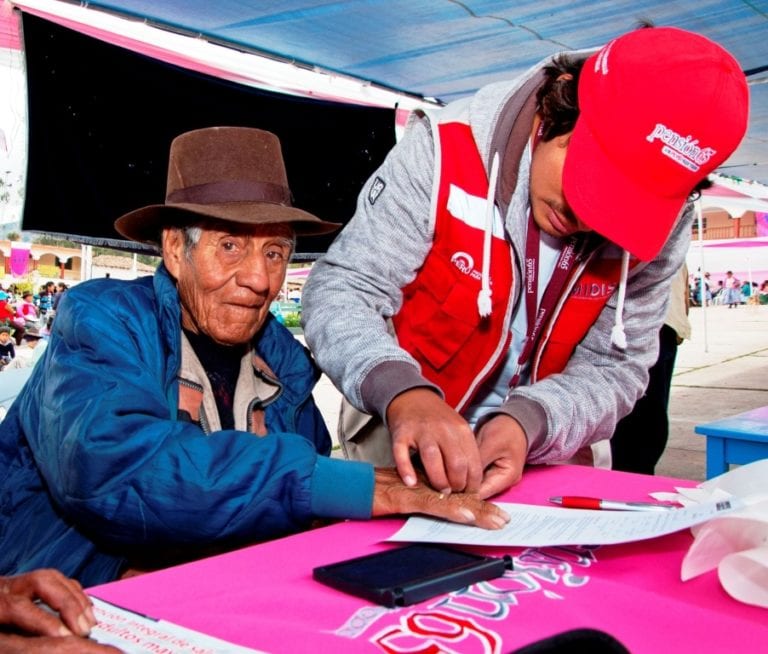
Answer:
[
  {"left": 389, "top": 498, "right": 743, "bottom": 547},
  {"left": 88, "top": 596, "right": 265, "bottom": 654}
]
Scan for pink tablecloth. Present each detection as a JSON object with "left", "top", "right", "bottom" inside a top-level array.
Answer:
[{"left": 90, "top": 464, "right": 767, "bottom": 653}]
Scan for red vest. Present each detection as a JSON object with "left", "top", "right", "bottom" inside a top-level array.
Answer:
[{"left": 393, "top": 119, "right": 624, "bottom": 410}]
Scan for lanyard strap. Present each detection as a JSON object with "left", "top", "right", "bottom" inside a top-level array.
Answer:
[{"left": 509, "top": 212, "right": 579, "bottom": 388}]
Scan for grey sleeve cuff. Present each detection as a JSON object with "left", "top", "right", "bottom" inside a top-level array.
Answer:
[{"left": 359, "top": 360, "right": 443, "bottom": 420}]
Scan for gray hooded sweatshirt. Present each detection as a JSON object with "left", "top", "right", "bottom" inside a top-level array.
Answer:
[{"left": 302, "top": 54, "right": 690, "bottom": 464}]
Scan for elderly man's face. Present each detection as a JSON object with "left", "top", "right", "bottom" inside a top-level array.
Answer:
[{"left": 163, "top": 223, "right": 293, "bottom": 345}]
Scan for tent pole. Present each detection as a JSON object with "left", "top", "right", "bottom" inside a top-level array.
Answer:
[{"left": 696, "top": 199, "right": 708, "bottom": 353}]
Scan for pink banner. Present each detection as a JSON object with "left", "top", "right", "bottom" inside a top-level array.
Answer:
[
  {"left": 9, "top": 242, "right": 31, "bottom": 277},
  {"left": 756, "top": 212, "right": 768, "bottom": 237}
]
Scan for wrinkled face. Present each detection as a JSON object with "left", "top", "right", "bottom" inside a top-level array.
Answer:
[
  {"left": 162, "top": 222, "right": 294, "bottom": 345},
  {"left": 528, "top": 130, "right": 592, "bottom": 239}
]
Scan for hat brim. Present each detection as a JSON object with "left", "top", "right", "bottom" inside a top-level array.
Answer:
[{"left": 114, "top": 202, "right": 342, "bottom": 247}]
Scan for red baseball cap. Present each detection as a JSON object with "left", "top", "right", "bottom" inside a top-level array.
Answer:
[{"left": 563, "top": 27, "right": 749, "bottom": 261}]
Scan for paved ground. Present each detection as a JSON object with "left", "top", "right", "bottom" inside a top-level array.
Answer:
[
  {"left": 304, "top": 302, "right": 768, "bottom": 483},
  {"left": 657, "top": 301, "right": 768, "bottom": 481}
]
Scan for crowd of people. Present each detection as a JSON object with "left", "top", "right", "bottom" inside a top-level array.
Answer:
[
  {"left": 0, "top": 24, "right": 754, "bottom": 651},
  {"left": 690, "top": 271, "right": 768, "bottom": 307},
  {"left": 0, "top": 281, "right": 66, "bottom": 370}
]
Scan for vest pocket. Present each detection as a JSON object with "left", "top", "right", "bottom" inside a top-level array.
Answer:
[{"left": 407, "top": 282, "right": 481, "bottom": 371}]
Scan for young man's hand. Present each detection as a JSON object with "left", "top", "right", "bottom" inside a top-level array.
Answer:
[
  {"left": 387, "top": 388, "right": 483, "bottom": 494},
  {"left": 476, "top": 415, "right": 528, "bottom": 499}
]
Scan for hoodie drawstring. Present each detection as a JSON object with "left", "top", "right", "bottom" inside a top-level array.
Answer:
[
  {"left": 477, "top": 151, "right": 500, "bottom": 318},
  {"left": 610, "top": 250, "right": 630, "bottom": 349}
]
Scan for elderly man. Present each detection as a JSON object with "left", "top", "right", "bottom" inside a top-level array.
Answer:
[{"left": 0, "top": 127, "right": 508, "bottom": 589}]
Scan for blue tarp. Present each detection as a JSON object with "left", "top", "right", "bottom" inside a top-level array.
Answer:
[
  {"left": 8, "top": 0, "right": 768, "bottom": 252},
  {"left": 80, "top": 0, "right": 768, "bottom": 183}
]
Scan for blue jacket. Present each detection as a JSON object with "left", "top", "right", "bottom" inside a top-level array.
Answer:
[{"left": 0, "top": 265, "right": 373, "bottom": 587}]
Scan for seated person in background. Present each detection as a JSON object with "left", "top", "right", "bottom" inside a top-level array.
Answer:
[
  {"left": 0, "top": 325, "right": 15, "bottom": 368},
  {"left": 0, "top": 127, "right": 508, "bottom": 588},
  {"left": 5, "top": 325, "right": 47, "bottom": 369},
  {"left": 15, "top": 291, "right": 38, "bottom": 323},
  {"left": 0, "top": 568, "right": 119, "bottom": 653},
  {"left": 759, "top": 280, "right": 768, "bottom": 305},
  {"left": 11, "top": 291, "right": 39, "bottom": 347},
  {"left": 0, "top": 291, "right": 14, "bottom": 326}
]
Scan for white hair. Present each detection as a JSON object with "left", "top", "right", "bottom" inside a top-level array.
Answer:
[{"left": 180, "top": 223, "right": 296, "bottom": 261}]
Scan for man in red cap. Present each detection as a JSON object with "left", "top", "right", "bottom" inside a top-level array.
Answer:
[{"left": 303, "top": 26, "right": 749, "bottom": 497}]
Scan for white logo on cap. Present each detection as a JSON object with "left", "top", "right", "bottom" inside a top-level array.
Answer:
[
  {"left": 646, "top": 123, "right": 716, "bottom": 172},
  {"left": 594, "top": 40, "right": 616, "bottom": 75}
]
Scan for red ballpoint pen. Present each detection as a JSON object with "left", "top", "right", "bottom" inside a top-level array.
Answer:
[{"left": 549, "top": 496, "right": 676, "bottom": 512}]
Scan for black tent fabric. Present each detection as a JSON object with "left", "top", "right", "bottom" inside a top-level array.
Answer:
[
  {"left": 21, "top": 0, "right": 767, "bottom": 184},
  {"left": 20, "top": 13, "right": 396, "bottom": 256}
]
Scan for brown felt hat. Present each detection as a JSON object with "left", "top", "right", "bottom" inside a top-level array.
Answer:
[{"left": 114, "top": 126, "right": 341, "bottom": 246}]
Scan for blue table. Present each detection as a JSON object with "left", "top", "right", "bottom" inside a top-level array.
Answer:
[{"left": 695, "top": 406, "right": 768, "bottom": 478}]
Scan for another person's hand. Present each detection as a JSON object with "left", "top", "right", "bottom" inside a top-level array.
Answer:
[
  {"left": 0, "top": 569, "right": 121, "bottom": 653},
  {"left": 386, "top": 388, "right": 483, "bottom": 494},
  {"left": 371, "top": 468, "right": 510, "bottom": 530},
  {"left": 476, "top": 414, "right": 529, "bottom": 499}
]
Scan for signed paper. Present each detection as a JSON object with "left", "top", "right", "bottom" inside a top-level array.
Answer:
[
  {"left": 389, "top": 499, "right": 743, "bottom": 547},
  {"left": 89, "top": 596, "right": 264, "bottom": 654}
]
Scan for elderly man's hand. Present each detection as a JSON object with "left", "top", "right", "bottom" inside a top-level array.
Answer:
[
  {"left": 0, "top": 634, "right": 121, "bottom": 653},
  {"left": 372, "top": 468, "right": 510, "bottom": 529},
  {"left": 386, "top": 388, "right": 483, "bottom": 494},
  {"left": 476, "top": 415, "right": 528, "bottom": 499},
  {"left": 0, "top": 569, "right": 121, "bottom": 653}
]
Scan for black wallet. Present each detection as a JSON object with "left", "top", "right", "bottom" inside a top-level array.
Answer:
[{"left": 313, "top": 543, "right": 513, "bottom": 608}]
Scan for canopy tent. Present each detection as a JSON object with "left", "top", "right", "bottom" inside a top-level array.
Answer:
[
  {"left": 688, "top": 236, "right": 768, "bottom": 352},
  {"left": 701, "top": 193, "right": 768, "bottom": 217},
  {"left": 689, "top": 237, "right": 768, "bottom": 282},
  {"left": 692, "top": 177, "right": 768, "bottom": 281},
  {"left": 703, "top": 238, "right": 768, "bottom": 250},
  {"left": 700, "top": 176, "right": 768, "bottom": 217},
  {"left": 2, "top": 0, "right": 768, "bottom": 254},
  {"left": 286, "top": 266, "right": 313, "bottom": 280},
  {"left": 691, "top": 182, "right": 768, "bottom": 351}
]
